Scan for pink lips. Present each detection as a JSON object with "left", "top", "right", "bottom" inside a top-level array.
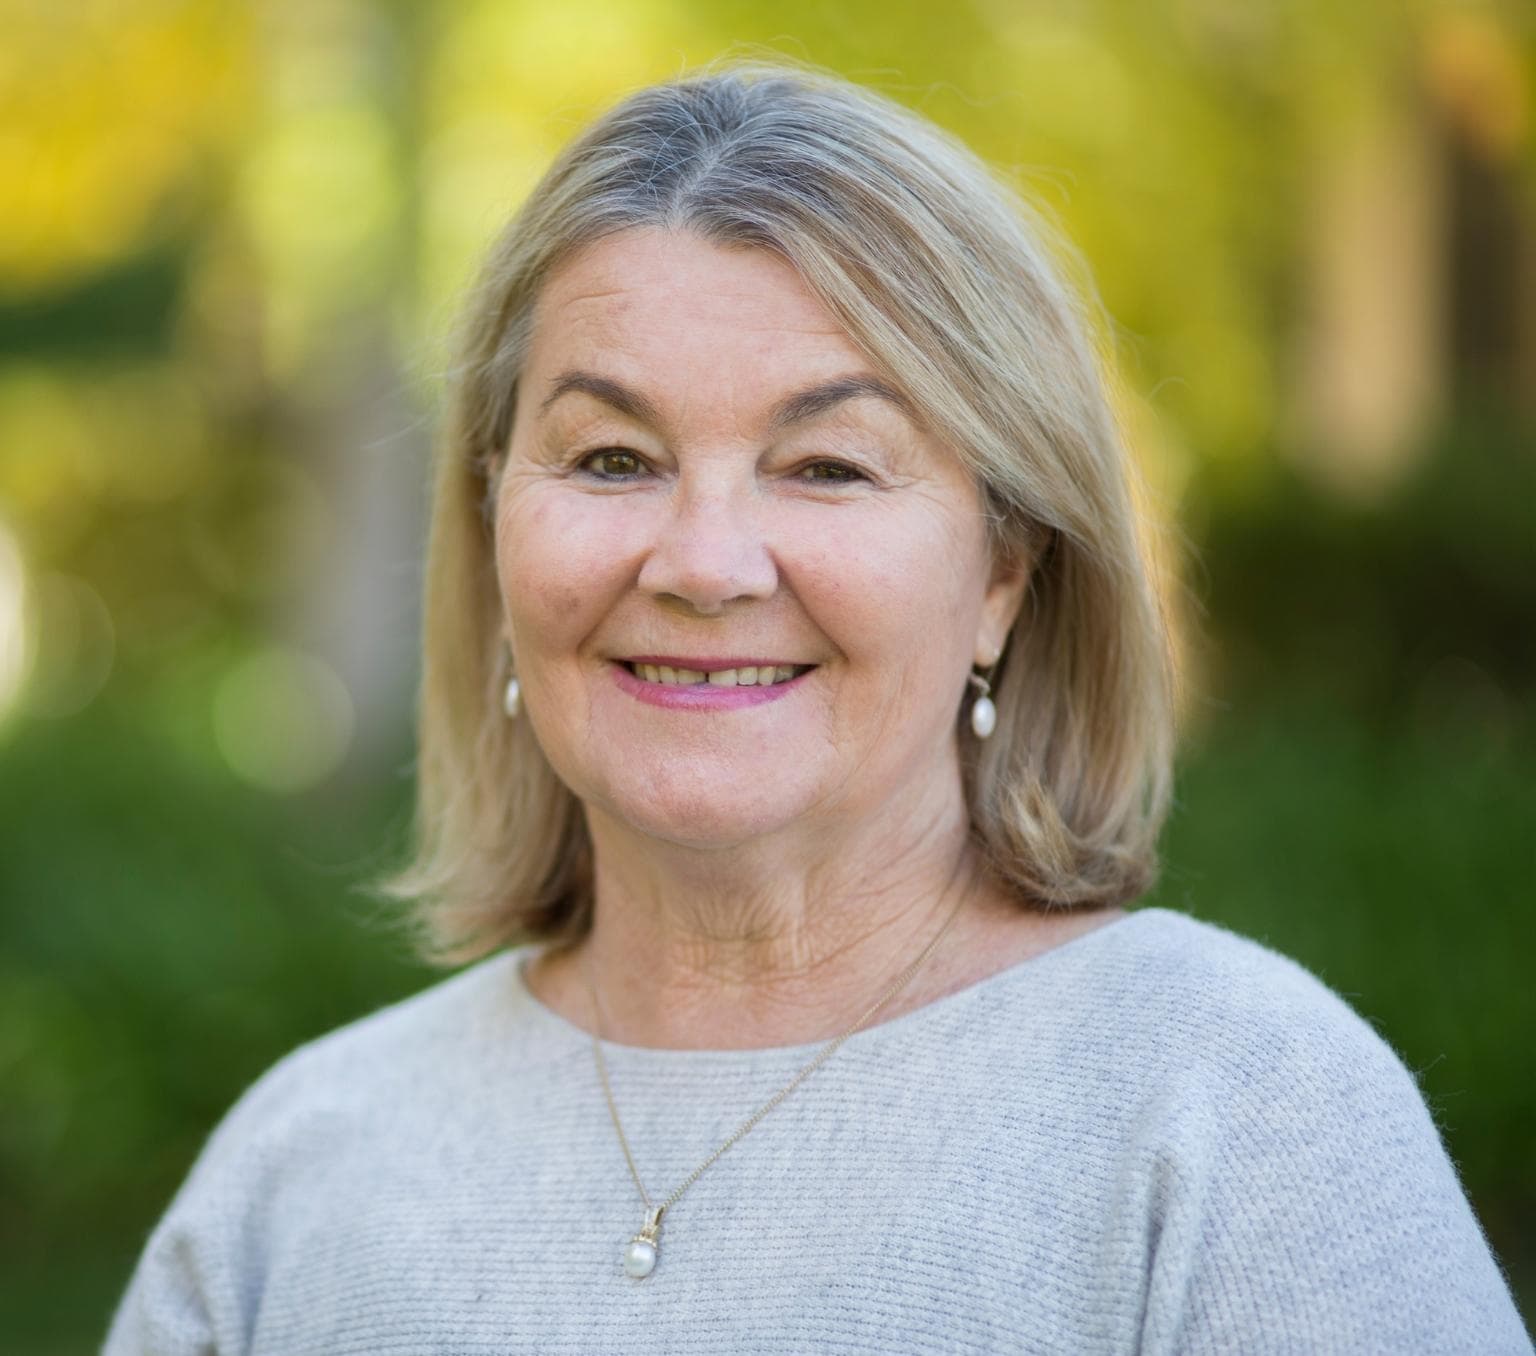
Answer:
[{"left": 610, "top": 661, "right": 811, "bottom": 711}]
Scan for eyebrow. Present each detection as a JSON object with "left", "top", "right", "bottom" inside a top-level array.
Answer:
[{"left": 536, "top": 369, "right": 917, "bottom": 432}]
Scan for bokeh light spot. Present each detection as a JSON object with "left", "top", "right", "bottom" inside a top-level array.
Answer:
[
  {"left": 0, "top": 520, "right": 29, "bottom": 725},
  {"left": 212, "top": 645, "right": 354, "bottom": 792},
  {"left": 23, "top": 571, "right": 116, "bottom": 719}
]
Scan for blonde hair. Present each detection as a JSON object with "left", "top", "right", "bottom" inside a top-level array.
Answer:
[{"left": 377, "top": 56, "right": 1186, "bottom": 966}]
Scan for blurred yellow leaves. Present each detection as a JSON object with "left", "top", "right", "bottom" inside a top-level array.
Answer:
[
  {"left": 418, "top": 0, "right": 697, "bottom": 330},
  {"left": 183, "top": 451, "right": 332, "bottom": 603},
  {"left": 231, "top": 0, "right": 404, "bottom": 385},
  {"left": 236, "top": 101, "right": 400, "bottom": 380},
  {"left": 0, "top": 0, "right": 252, "bottom": 293},
  {"left": 0, "top": 364, "right": 208, "bottom": 556},
  {"left": 1423, "top": 7, "right": 1529, "bottom": 162}
]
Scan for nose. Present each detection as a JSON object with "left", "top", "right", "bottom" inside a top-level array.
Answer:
[{"left": 636, "top": 472, "right": 777, "bottom": 616}]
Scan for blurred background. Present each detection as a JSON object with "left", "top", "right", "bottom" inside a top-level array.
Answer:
[{"left": 1, "top": 0, "right": 1532, "bottom": 1349}]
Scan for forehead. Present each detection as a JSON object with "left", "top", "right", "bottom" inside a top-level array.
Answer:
[{"left": 526, "top": 228, "right": 870, "bottom": 377}]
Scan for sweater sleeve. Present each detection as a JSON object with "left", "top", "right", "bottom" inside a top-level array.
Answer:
[
  {"left": 101, "top": 1217, "right": 221, "bottom": 1356},
  {"left": 99, "top": 1049, "right": 309, "bottom": 1356},
  {"left": 1136, "top": 990, "right": 1532, "bottom": 1355}
]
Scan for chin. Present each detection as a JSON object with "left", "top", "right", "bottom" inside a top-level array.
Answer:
[{"left": 599, "top": 775, "right": 815, "bottom": 850}]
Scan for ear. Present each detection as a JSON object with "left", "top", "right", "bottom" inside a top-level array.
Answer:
[
  {"left": 974, "top": 533, "right": 1042, "bottom": 668},
  {"left": 479, "top": 446, "right": 509, "bottom": 535},
  {"left": 483, "top": 444, "right": 507, "bottom": 495}
]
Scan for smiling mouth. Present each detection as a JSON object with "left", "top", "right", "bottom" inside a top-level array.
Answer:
[{"left": 619, "top": 661, "right": 814, "bottom": 687}]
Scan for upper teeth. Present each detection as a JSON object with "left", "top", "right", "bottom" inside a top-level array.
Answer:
[{"left": 632, "top": 664, "right": 802, "bottom": 686}]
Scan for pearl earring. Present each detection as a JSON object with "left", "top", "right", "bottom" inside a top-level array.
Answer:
[
  {"left": 503, "top": 676, "right": 521, "bottom": 720},
  {"left": 967, "top": 668, "right": 997, "bottom": 739}
]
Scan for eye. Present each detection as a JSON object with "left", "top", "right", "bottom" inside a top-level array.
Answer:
[
  {"left": 796, "top": 459, "right": 868, "bottom": 485},
  {"left": 577, "top": 447, "right": 646, "bottom": 480}
]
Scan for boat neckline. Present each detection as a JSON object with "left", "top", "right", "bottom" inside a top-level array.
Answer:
[{"left": 508, "top": 904, "right": 1177, "bottom": 1064}]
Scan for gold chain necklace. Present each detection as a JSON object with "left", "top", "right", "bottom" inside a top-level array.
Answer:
[{"left": 585, "top": 893, "right": 967, "bottom": 1279}]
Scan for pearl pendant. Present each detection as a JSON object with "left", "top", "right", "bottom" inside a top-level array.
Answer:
[
  {"left": 623, "top": 1237, "right": 657, "bottom": 1278},
  {"left": 623, "top": 1205, "right": 664, "bottom": 1279},
  {"left": 970, "top": 693, "right": 997, "bottom": 739}
]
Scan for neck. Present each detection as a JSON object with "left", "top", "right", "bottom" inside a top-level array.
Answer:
[{"left": 529, "top": 769, "right": 1034, "bottom": 1050}]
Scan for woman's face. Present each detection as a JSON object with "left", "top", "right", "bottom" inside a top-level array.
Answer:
[{"left": 494, "top": 227, "right": 1026, "bottom": 849}]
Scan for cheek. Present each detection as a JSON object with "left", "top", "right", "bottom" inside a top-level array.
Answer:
[
  {"left": 495, "top": 492, "right": 622, "bottom": 650},
  {"left": 785, "top": 502, "right": 987, "bottom": 666}
]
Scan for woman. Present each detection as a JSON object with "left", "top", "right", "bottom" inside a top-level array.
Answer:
[{"left": 105, "top": 59, "right": 1530, "bottom": 1354}]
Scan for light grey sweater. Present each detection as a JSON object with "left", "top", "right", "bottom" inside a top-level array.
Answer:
[{"left": 103, "top": 906, "right": 1531, "bottom": 1354}]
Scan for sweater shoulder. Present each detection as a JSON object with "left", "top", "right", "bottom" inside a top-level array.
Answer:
[
  {"left": 1093, "top": 908, "right": 1424, "bottom": 1103},
  {"left": 1103, "top": 916, "right": 1529, "bottom": 1352},
  {"left": 188, "top": 949, "right": 531, "bottom": 1171},
  {"left": 1113, "top": 908, "right": 1393, "bottom": 1034}
]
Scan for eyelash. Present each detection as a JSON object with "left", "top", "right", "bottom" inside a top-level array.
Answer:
[{"left": 574, "top": 448, "right": 870, "bottom": 485}]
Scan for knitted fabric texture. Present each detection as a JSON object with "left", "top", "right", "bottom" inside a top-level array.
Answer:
[{"left": 103, "top": 907, "right": 1532, "bottom": 1354}]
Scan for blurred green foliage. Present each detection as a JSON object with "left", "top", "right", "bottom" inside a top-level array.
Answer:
[
  {"left": 1, "top": 1, "right": 1533, "bottom": 1351},
  {"left": 0, "top": 705, "right": 424, "bottom": 1348},
  {"left": 1200, "top": 405, "right": 1536, "bottom": 710}
]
